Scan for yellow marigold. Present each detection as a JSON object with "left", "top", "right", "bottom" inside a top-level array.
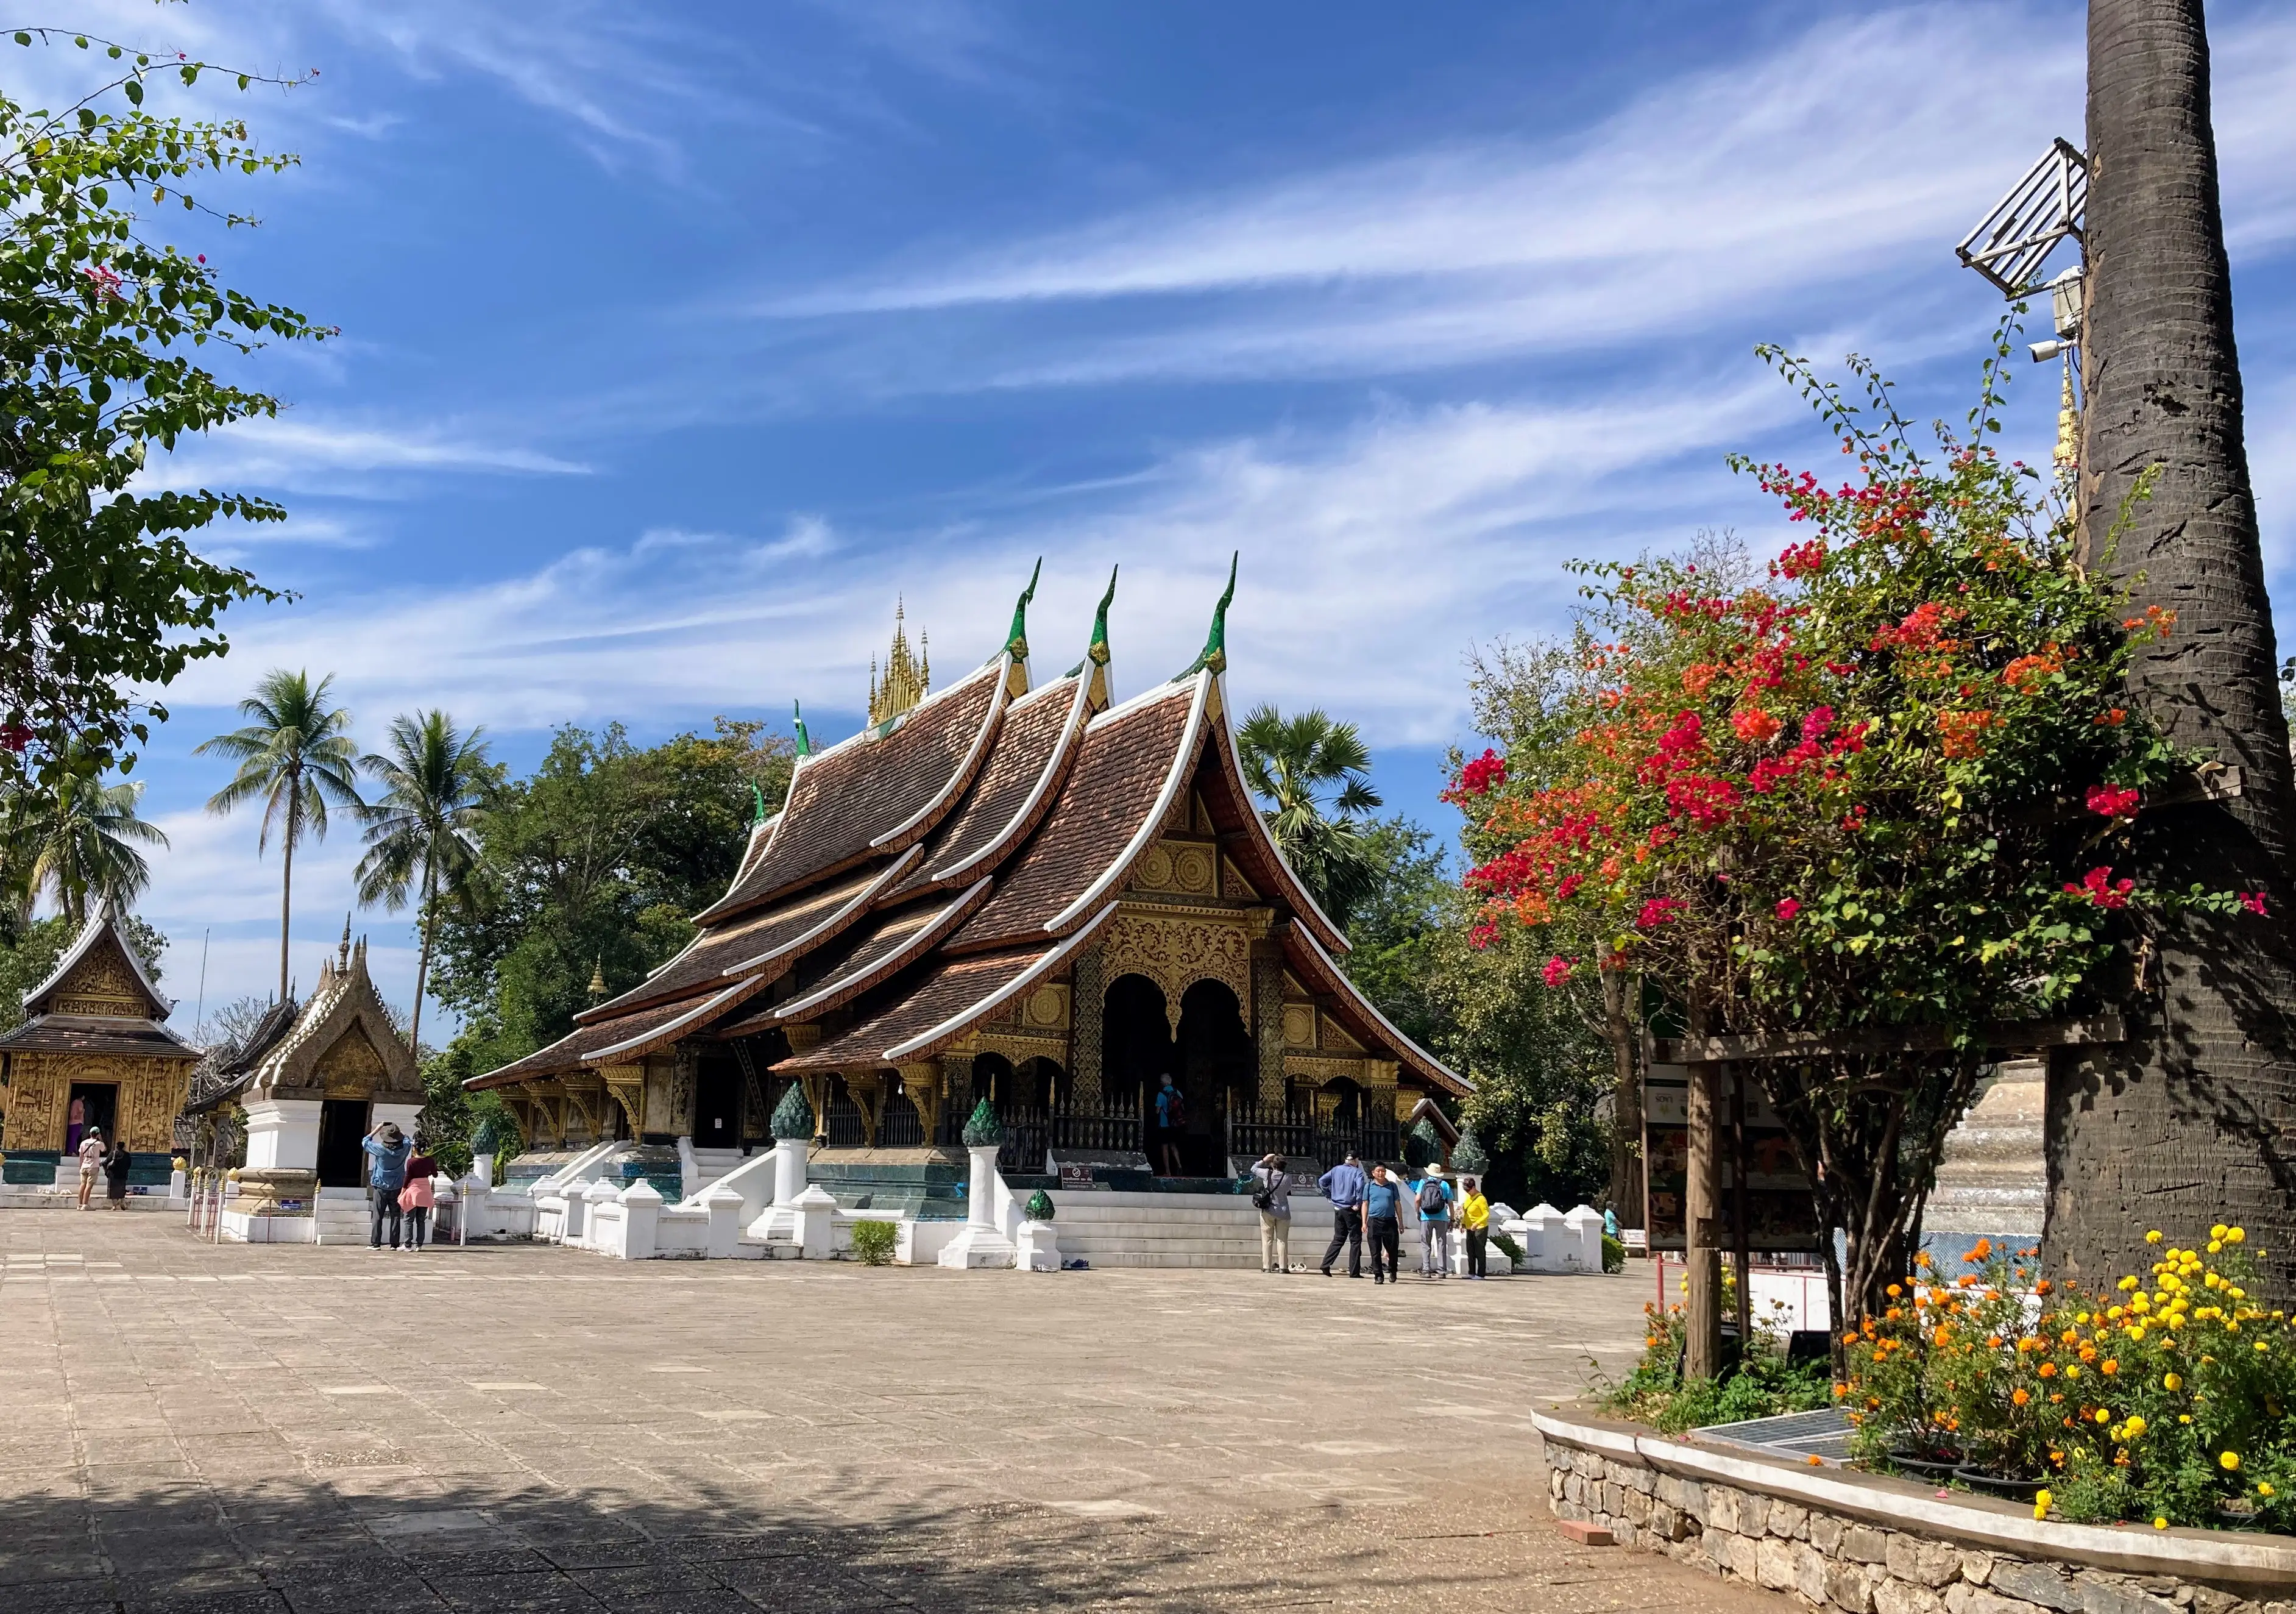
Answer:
[
  {"left": 2153, "top": 1516, "right": 2168, "bottom": 1530},
  {"left": 2211, "top": 1224, "right": 2229, "bottom": 1240},
  {"left": 2226, "top": 1226, "right": 2245, "bottom": 1244},
  {"left": 2163, "top": 1373, "right": 2181, "bottom": 1391},
  {"left": 2222, "top": 1452, "right": 2241, "bottom": 1471},
  {"left": 2122, "top": 1415, "right": 2146, "bottom": 1437},
  {"left": 2033, "top": 1489, "right": 2052, "bottom": 1521},
  {"left": 2145, "top": 1229, "right": 2163, "bottom": 1244}
]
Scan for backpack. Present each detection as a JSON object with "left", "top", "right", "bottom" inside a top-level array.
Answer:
[
  {"left": 1161, "top": 1087, "right": 1186, "bottom": 1128},
  {"left": 1417, "top": 1179, "right": 1448, "bottom": 1215}
]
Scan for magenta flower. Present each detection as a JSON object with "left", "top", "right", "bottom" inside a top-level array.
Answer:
[{"left": 1775, "top": 898, "right": 1802, "bottom": 921}]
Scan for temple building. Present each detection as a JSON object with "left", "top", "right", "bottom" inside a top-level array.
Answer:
[
  {"left": 0, "top": 905, "right": 199, "bottom": 1190},
  {"left": 468, "top": 561, "right": 1465, "bottom": 1204}
]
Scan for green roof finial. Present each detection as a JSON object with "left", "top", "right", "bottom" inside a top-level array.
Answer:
[
  {"left": 1003, "top": 556, "right": 1042, "bottom": 663},
  {"left": 1088, "top": 564, "right": 1118, "bottom": 666},
  {"left": 1174, "top": 551, "right": 1237, "bottom": 680},
  {"left": 750, "top": 781, "right": 768, "bottom": 827},
  {"left": 792, "top": 699, "right": 812, "bottom": 758}
]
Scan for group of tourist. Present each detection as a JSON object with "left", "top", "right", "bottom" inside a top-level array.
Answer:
[
  {"left": 1248, "top": 1151, "right": 1493, "bottom": 1281},
  {"left": 360, "top": 1122, "right": 439, "bottom": 1251},
  {"left": 71, "top": 1127, "right": 135, "bottom": 1210}
]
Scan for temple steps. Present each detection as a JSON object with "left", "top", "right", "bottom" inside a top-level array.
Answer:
[{"left": 686, "top": 1147, "right": 746, "bottom": 1197}]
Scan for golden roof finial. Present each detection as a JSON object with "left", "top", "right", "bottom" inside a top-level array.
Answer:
[{"left": 868, "top": 597, "right": 930, "bottom": 725}]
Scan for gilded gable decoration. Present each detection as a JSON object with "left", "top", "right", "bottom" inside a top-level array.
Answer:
[{"left": 241, "top": 933, "right": 420, "bottom": 1104}]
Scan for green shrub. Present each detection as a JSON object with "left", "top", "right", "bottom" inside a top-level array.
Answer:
[
  {"left": 848, "top": 1219, "right": 898, "bottom": 1266},
  {"left": 1491, "top": 1230, "right": 1525, "bottom": 1266},
  {"left": 1600, "top": 1297, "right": 1830, "bottom": 1434},
  {"left": 1602, "top": 1233, "right": 1628, "bottom": 1273}
]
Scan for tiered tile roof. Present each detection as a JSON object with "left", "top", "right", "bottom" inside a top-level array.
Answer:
[{"left": 467, "top": 564, "right": 1463, "bottom": 1098}]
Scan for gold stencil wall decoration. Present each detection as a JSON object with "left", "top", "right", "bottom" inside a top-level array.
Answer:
[{"left": 1100, "top": 909, "right": 1252, "bottom": 1034}]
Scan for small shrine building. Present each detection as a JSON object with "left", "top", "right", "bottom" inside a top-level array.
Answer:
[
  {"left": 0, "top": 905, "right": 199, "bottom": 1187},
  {"left": 468, "top": 562, "right": 1466, "bottom": 1185}
]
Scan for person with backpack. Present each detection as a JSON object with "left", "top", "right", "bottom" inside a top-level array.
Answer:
[
  {"left": 1414, "top": 1165, "right": 1454, "bottom": 1278},
  {"left": 1361, "top": 1163, "right": 1405, "bottom": 1285},
  {"left": 1152, "top": 1072, "right": 1186, "bottom": 1176},
  {"left": 1249, "top": 1153, "right": 1291, "bottom": 1273},
  {"left": 362, "top": 1122, "right": 414, "bottom": 1250},
  {"left": 1317, "top": 1151, "right": 1366, "bottom": 1277}
]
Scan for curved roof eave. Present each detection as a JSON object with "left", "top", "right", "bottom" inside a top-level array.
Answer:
[
  {"left": 923, "top": 670, "right": 1093, "bottom": 889},
  {"left": 772, "top": 878, "right": 994, "bottom": 1024},
  {"left": 884, "top": 905, "right": 1119, "bottom": 1064},
  {"left": 1041, "top": 669, "right": 1211, "bottom": 935},
  {"left": 870, "top": 654, "right": 1013, "bottom": 851},
  {"left": 1203, "top": 672, "right": 1350, "bottom": 956},
  {"left": 1286, "top": 923, "right": 1471, "bottom": 1097}
]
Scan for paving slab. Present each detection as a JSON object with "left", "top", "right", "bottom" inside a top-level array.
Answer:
[{"left": 0, "top": 1208, "right": 1790, "bottom": 1611}]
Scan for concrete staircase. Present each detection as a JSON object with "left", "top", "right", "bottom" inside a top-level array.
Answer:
[
  {"left": 685, "top": 1147, "right": 747, "bottom": 1198},
  {"left": 1926, "top": 1058, "right": 2045, "bottom": 1262},
  {"left": 1043, "top": 1190, "right": 1431, "bottom": 1270},
  {"left": 313, "top": 1187, "right": 372, "bottom": 1246}
]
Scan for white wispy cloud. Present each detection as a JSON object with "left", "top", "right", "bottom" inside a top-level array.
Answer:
[{"left": 145, "top": 414, "right": 590, "bottom": 494}]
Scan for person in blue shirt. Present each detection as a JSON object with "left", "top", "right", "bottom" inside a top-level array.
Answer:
[
  {"left": 1317, "top": 1152, "right": 1367, "bottom": 1278},
  {"left": 1414, "top": 1165, "right": 1456, "bottom": 1279},
  {"left": 1361, "top": 1164, "right": 1406, "bottom": 1285},
  {"left": 361, "top": 1122, "right": 414, "bottom": 1250},
  {"left": 1152, "top": 1072, "right": 1185, "bottom": 1176}
]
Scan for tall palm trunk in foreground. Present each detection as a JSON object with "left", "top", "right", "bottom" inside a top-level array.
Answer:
[{"left": 2049, "top": 0, "right": 2296, "bottom": 1298}]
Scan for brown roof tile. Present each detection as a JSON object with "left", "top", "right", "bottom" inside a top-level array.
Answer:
[
  {"left": 576, "top": 862, "right": 895, "bottom": 1025},
  {"left": 745, "top": 880, "right": 992, "bottom": 1033},
  {"left": 699, "top": 662, "right": 1004, "bottom": 920},
  {"left": 951, "top": 677, "right": 1203, "bottom": 950},
  {"left": 893, "top": 675, "right": 1083, "bottom": 898},
  {"left": 773, "top": 948, "right": 1046, "bottom": 1075},
  {"left": 466, "top": 978, "right": 762, "bottom": 1090},
  {"left": 0, "top": 1018, "right": 198, "bottom": 1059}
]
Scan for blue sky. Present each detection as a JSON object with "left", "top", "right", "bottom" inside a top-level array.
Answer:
[{"left": 34, "top": 1, "right": 2295, "bottom": 1036}]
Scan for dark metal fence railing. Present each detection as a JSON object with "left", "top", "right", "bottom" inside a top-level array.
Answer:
[
  {"left": 823, "top": 1088, "right": 866, "bottom": 1148},
  {"left": 1049, "top": 1090, "right": 1143, "bottom": 1156},
  {"left": 878, "top": 1093, "right": 926, "bottom": 1148}
]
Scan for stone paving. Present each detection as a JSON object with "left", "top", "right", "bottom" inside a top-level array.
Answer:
[{"left": 0, "top": 1209, "right": 1790, "bottom": 1612}]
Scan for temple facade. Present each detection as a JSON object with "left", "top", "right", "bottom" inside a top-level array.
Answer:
[
  {"left": 0, "top": 905, "right": 199, "bottom": 1188},
  {"left": 469, "top": 562, "right": 1465, "bottom": 1197}
]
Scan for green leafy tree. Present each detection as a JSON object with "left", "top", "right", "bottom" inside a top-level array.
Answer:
[
  {"left": 4, "top": 749, "right": 166, "bottom": 925},
  {"left": 0, "top": 31, "right": 325, "bottom": 785},
  {"left": 1236, "top": 703, "right": 1384, "bottom": 926},
  {"left": 431, "top": 719, "right": 793, "bottom": 1078},
  {"left": 355, "top": 711, "right": 495, "bottom": 1054},
  {"left": 195, "top": 669, "right": 363, "bottom": 1003}
]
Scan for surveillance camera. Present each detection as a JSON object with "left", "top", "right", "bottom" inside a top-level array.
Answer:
[{"left": 2030, "top": 340, "right": 2067, "bottom": 363}]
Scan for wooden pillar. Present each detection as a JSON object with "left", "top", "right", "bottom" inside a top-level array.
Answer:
[
  {"left": 899, "top": 1062, "right": 942, "bottom": 1146},
  {"left": 1729, "top": 1063, "right": 1752, "bottom": 1344},
  {"left": 1684, "top": 1056, "right": 1725, "bottom": 1381},
  {"left": 1071, "top": 948, "right": 1105, "bottom": 1105}
]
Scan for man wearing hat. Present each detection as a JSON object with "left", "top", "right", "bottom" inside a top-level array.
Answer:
[
  {"left": 361, "top": 1122, "right": 415, "bottom": 1250},
  {"left": 1414, "top": 1164, "right": 1455, "bottom": 1279}
]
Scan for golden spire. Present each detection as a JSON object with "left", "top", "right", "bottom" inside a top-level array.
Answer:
[
  {"left": 868, "top": 597, "right": 930, "bottom": 725},
  {"left": 2053, "top": 351, "right": 2080, "bottom": 473}
]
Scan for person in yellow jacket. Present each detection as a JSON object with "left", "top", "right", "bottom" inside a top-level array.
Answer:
[{"left": 1460, "top": 1178, "right": 1492, "bottom": 1279}]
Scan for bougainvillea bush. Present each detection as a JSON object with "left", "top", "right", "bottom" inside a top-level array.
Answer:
[
  {"left": 1450, "top": 335, "right": 2255, "bottom": 1320},
  {"left": 1839, "top": 1229, "right": 2294, "bottom": 1530}
]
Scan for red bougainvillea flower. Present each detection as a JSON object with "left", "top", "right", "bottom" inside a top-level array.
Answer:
[
  {"left": 0, "top": 723, "right": 30, "bottom": 753},
  {"left": 1635, "top": 897, "right": 1685, "bottom": 930},
  {"left": 1665, "top": 774, "right": 1740, "bottom": 830},
  {"left": 1467, "top": 921, "right": 1500, "bottom": 950},
  {"left": 2085, "top": 784, "right": 2141, "bottom": 819},
  {"left": 2065, "top": 867, "right": 2135, "bottom": 909},
  {"left": 1458, "top": 748, "right": 1508, "bottom": 796},
  {"left": 1776, "top": 898, "right": 1802, "bottom": 921},
  {"left": 1540, "top": 956, "right": 1576, "bottom": 988},
  {"left": 2239, "top": 891, "right": 2269, "bottom": 917}
]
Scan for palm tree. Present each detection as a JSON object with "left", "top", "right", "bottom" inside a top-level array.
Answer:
[
  {"left": 5, "top": 758, "right": 168, "bottom": 926},
  {"left": 1236, "top": 703, "right": 1384, "bottom": 926},
  {"left": 355, "top": 710, "right": 494, "bottom": 1054},
  {"left": 195, "top": 670, "right": 363, "bottom": 1003},
  {"left": 2052, "top": 1, "right": 2296, "bottom": 1298}
]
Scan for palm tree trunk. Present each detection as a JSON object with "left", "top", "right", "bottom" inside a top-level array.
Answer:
[
  {"left": 278, "top": 780, "right": 299, "bottom": 1004},
  {"left": 409, "top": 856, "right": 435, "bottom": 1056},
  {"left": 2050, "top": 0, "right": 2296, "bottom": 1301}
]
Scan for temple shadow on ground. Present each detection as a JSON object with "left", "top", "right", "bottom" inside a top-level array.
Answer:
[{"left": 0, "top": 1473, "right": 1436, "bottom": 1614}]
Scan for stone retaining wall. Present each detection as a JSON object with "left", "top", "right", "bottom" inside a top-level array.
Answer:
[{"left": 1534, "top": 1406, "right": 2295, "bottom": 1614}]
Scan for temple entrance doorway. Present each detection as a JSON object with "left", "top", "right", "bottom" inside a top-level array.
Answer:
[
  {"left": 316, "top": 1098, "right": 370, "bottom": 1188},
  {"left": 1102, "top": 973, "right": 1172, "bottom": 1167},
  {"left": 694, "top": 1057, "right": 741, "bottom": 1149},
  {"left": 65, "top": 1081, "right": 116, "bottom": 1156},
  {"left": 1175, "top": 981, "right": 1251, "bottom": 1176}
]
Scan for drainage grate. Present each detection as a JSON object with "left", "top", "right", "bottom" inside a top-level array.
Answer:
[{"left": 1693, "top": 1407, "right": 1856, "bottom": 1463}]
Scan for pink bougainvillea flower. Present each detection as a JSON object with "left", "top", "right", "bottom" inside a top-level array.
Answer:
[
  {"left": 1467, "top": 921, "right": 1500, "bottom": 951},
  {"left": 2239, "top": 891, "right": 2269, "bottom": 917},
  {"left": 2085, "top": 784, "right": 2141, "bottom": 819},
  {"left": 1776, "top": 898, "right": 1802, "bottom": 921},
  {"left": 1799, "top": 705, "right": 1835, "bottom": 745},
  {"left": 1635, "top": 897, "right": 1685, "bottom": 930},
  {"left": 1540, "top": 956, "right": 1576, "bottom": 988},
  {"left": 2065, "top": 867, "right": 2135, "bottom": 910}
]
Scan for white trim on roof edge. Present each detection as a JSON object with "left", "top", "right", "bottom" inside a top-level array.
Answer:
[
  {"left": 871, "top": 653, "right": 1012, "bottom": 848},
  {"left": 882, "top": 905, "right": 1119, "bottom": 1064},
  {"left": 929, "top": 666, "right": 1094, "bottom": 886},
  {"left": 717, "top": 845, "right": 923, "bottom": 979},
  {"left": 1291, "top": 923, "right": 1469, "bottom": 1095},
  {"left": 24, "top": 901, "right": 172, "bottom": 1017},
  {"left": 773, "top": 878, "right": 993, "bottom": 1022},
  {"left": 591, "top": 978, "right": 758, "bottom": 1064},
  {"left": 1044, "top": 670, "right": 1210, "bottom": 933},
  {"left": 1210, "top": 672, "right": 1349, "bottom": 956}
]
